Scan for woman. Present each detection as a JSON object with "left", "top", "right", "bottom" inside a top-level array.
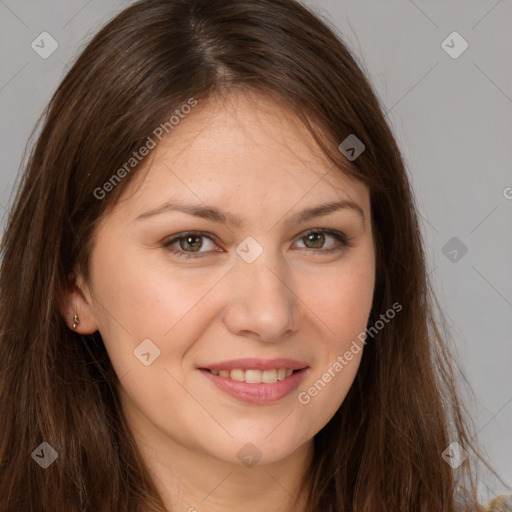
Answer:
[{"left": 0, "top": 0, "right": 495, "bottom": 510}]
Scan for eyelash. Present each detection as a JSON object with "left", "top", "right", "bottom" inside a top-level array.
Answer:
[{"left": 162, "top": 228, "right": 353, "bottom": 260}]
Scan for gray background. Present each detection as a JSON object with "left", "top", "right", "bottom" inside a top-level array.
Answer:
[{"left": 1, "top": 0, "right": 510, "bottom": 501}]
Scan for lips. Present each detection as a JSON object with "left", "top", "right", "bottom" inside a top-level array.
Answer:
[
  {"left": 200, "top": 357, "right": 309, "bottom": 372},
  {"left": 198, "top": 358, "right": 309, "bottom": 404}
]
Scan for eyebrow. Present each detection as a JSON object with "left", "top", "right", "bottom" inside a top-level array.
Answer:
[{"left": 135, "top": 198, "right": 365, "bottom": 227}]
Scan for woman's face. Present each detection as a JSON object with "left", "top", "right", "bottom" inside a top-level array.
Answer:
[{"left": 76, "top": 92, "right": 375, "bottom": 467}]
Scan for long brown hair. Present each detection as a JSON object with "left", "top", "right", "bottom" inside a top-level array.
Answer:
[{"left": 0, "top": 0, "right": 494, "bottom": 510}]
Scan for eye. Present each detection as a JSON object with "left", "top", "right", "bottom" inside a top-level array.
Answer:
[
  {"left": 162, "top": 231, "right": 219, "bottom": 259},
  {"left": 294, "top": 228, "right": 351, "bottom": 254},
  {"left": 162, "top": 228, "right": 352, "bottom": 259}
]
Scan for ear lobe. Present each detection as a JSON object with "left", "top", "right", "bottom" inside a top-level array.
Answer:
[{"left": 59, "top": 266, "right": 99, "bottom": 334}]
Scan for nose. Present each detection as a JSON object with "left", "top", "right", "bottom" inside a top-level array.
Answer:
[{"left": 222, "top": 249, "right": 301, "bottom": 343}]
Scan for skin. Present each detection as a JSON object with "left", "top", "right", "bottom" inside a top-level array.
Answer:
[{"left": 62, "top": 91, "right": 376, "bottom": 512}]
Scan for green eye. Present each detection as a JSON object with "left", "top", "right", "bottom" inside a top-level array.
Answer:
[
  {"left": 296, "top": 229, "right": 351, "bottom": 253},
  {"left": 163, "top": 228, "right": 351, "bottom": 259},
  {"left": 163, "top": 231, "right": 217, "bottom": 259},
  {"left": 178, "top": 235, "right": 203, "bottom": 252}
]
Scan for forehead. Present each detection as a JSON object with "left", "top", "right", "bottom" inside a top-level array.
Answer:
[{"left": 115, "top": 91, "right": 369, "bottom": 218}]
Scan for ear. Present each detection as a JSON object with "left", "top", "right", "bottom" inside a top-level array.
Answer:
[{"left": 59, "top": 264, "right": 99, "bottom": 334}]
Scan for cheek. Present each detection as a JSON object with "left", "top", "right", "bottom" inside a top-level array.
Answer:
[
  {"left": 294, "top": 263, "right": 373, "bottom": 433},
  {"left": 89, "top": 242, "right": 226, "bottom": 374},
  {"left": 305, "top": 256, "right": 375, "bottom": 345},
  {"left": 91, "top": 240, "right": 205, "bottom": 332}
]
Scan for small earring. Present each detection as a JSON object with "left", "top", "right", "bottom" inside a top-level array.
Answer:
[{"left": 73, "top": 314, "right": 80, "bottom": 330}]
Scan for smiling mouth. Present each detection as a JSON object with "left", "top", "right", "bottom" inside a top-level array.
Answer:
[{"left": 202, "top": 368, "right": 301, "bottom": 384}]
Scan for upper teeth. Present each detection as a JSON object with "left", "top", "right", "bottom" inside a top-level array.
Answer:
[{"left": 210, "top": 368, "right": 294, "bottom": 383}]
